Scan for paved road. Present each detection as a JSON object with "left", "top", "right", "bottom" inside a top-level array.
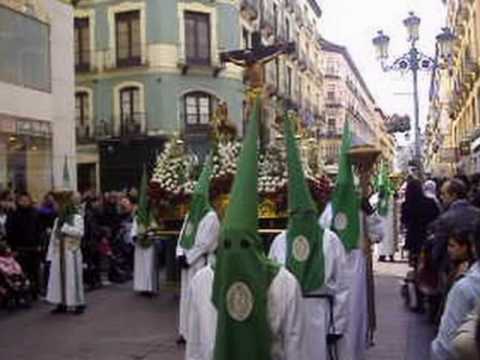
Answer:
[
  {"left": 0, "top": 284, "right": 185, "bottom": 360},
  {"left": 0, "top": 257, "right": 434, "bottom": 360}
]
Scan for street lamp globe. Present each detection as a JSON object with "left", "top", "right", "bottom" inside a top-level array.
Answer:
[
  {"left": 403, "top": 11, "right": 421, "bottom": 43},
  {"left": 372, "top": 30, "right": 390, "bottom": 60},
  {"left": 436, "top": 27, "right": 456, "bottom": 59}
]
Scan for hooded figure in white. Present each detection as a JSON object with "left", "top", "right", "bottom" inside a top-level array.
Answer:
[
  {"left": 320, "top": 202, "right": 384, "bottom": 360},
  {"left": 133, "top": 218, "right": 158, "bottom": 293},
  {"left": 186, "top": 265, "right": 305, "bottom": 360},
  {"left": 370, "top": 192, "right": 396, "bottom": 260},
  {"left": 176, "top": 156, "right": 220, "bottom": 342},
  {"left": 47, "top": 204, "right": 85, "bottom": 312},
  {"left": 269, "top": 225, "right": 349, "bottom": 359}
]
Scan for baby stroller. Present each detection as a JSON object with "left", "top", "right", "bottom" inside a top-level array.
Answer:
[{"left": 0, "top": 243, "right": 32, "bottom": 309}]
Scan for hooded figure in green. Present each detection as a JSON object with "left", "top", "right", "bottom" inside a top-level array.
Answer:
[
  {"left": 176, "top": 155, "right": 221, "bottom": 342},
  {"left": 185, "top": 98, "right": 306, "bottom": 360},
  {"left": 268, "top": 113, "right": 350, "bottom": 360}
]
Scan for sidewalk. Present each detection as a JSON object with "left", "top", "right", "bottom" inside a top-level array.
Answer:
[{"left": 366, "top": 257, "right": 436, "bottom": 360}]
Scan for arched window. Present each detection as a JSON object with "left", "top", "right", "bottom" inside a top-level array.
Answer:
[
  {"left": 184, "top": 92, "right": 213, "bottom": 126},
  {"left": 75, "top": 91, "right": 91, "bottom": 140},
  {"left": 118, "top": 85, "right": 143, "bottom": 136}
]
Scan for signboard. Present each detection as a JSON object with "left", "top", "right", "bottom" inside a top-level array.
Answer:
[{"left": 0, "top": 113, "right": 51, "bottom": 138}]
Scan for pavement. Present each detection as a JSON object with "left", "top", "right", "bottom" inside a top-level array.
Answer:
[
  {"left": 0, "top": 255, "right": 435, "bottom": 360},
  {"left": 366, "top": 253, "right": 436, "bottom": 360}
]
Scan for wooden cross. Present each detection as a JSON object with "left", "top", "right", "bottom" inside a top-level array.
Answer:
[{"left": 220, "top": 31, "right": 295, "bottom": 143}]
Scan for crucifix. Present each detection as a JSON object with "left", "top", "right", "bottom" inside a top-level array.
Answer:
[{"left": 220, "top": 31, "right": 295, "bottom": 144}]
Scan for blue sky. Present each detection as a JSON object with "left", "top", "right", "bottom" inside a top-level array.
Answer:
[{"left": 320, "top": 0, "right": 446, "bottom": 144}]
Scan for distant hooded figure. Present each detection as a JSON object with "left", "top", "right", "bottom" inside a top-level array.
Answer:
[
  {"left": 423, "top": 180, "right": 442, "bottom": 212},
  {"left": 401, "top": 179, "right": 440, "bottom": 262}
]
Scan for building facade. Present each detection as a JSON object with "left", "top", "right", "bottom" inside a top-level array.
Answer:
[
  {"left": 318, "top": 37, "right": 386, "bottom": 169},
  {"left": 427, "top": 0, "right": 480, "bottom": 176},
  {"left": 74, "top": 0, "right": 244, "bottom": 191},
  {"left": 0, "top": 0, "right": 76, "bottom": 199},
  {"left": 238, "top": 0, "right": 325, "bottom": 142}
]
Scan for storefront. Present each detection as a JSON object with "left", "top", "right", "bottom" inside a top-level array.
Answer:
[{"left": 0, "top": 113, "right": 53, "bottom": 200}]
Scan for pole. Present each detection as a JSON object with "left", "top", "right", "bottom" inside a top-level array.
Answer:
[{"left": 410, "top": 46, "right": 423, "bottom": 178}]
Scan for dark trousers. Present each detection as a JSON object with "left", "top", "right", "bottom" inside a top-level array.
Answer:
[{"left": 16, "top": 250, "right": 40, "bottom": 298}]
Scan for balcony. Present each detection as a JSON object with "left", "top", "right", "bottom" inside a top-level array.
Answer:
[
  {"left": 75, "top": 49, "right": 91, "bottom": 73},
  {"left": 102, "top": 44, "right": 149, "bottom": 71},
  {"left": 325, "top": 97, "right": 342, "bottom": 108},
  {"left": 96, "top": 113, "right": 148, "bottom": 139},
  {"left": 240, "top": 0, "right": 258, "bottom": 21},
  {"left": 76, "top": 124, "right": 95, "bottom": 144},
  {"left": 318, "top": 127, "right": 342, "bottom": 139}
]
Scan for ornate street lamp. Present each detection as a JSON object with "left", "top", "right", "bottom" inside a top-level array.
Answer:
[
  {"left": 403, "top": 11, "right": 421, "bottom": 43},
  {"left": 436, "top": 27, "right": 456, "bottom": 60},
  {"left": 372, "top": 12, "right": 455, "bottom": 178},
  {"left": 372, "top": 31, "right": 390, "bottom": 60}
]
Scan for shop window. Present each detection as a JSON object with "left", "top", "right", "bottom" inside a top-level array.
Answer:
[
  {"left": 74, "top": 18, "right": 90, "bottom": 72},
  {"left": 185, "top": 12, "right": 211, "bottom": 65},
  {"left": 115, "top": 11, "right": 141, "bottom": 67}
]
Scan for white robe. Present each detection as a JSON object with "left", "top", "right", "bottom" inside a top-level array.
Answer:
[
  {"left": 177, "top": 210, "right": 220, "bottom": 339},
  {"left": 186, "top": 266, "right": 306, "bottom": 360},
  {"left": 377, "top": 201, "right": 396, "bottom": 257},
  {"left": 46, "top": 215, "right": 85, "bottom": 307},
  {"left": 320, "top": 203, "right": 384, "bottom": 360},
  {"left": 133, "top": 220, "right": 158, "bottom": 293},
  {"left": 269, "top": 228, "right": 350, "bottom": 360}
]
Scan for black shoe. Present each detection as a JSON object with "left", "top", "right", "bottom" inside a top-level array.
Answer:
[
  {"left": 73, "top": 305, "right": 86, "bottom": 315},
  {"left": 389, "top": 256, "right": 395, "bottom": 262},
  {"left": 51, "top": 305, "right": 67, "bottom": 314},
  {"left": 378, "top": 256, "right": 386, "bottom": 262},
  {"left": 176, "top": 336, "right": 186, "bottom": 346}
]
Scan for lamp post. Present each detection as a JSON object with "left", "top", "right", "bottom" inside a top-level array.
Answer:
[{"left": 372, "top": 12, "right": 455, "bottom": 178}]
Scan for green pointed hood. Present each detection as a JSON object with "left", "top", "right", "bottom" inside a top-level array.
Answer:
[
  {"left": 179, "top": 155, "right": 213, "bottom": 250},
  {"left": 62, "top": 155, "right": 71, "bottom": 191},
  {"left": 212, "top": 97, "right": 279, "bottom": 360},
  {"left": 284, "top": 113, "right": 325, "bottom": 293},
  {"left": 137, "top": 165, "right": 152, "bottom": 231},
  {"left": 331, "top": 121, "right": 361, "bottom": 251}
]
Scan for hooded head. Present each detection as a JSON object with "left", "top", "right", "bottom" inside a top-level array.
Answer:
[
  {"left": 211, "top": 97, "right": 279, "bottom": 360},
  {"left": 284, "top": 112, "right": 325, "bottom": 293},
  {"left": 179, "top": 155, "right": 213, "bottom": 250}
]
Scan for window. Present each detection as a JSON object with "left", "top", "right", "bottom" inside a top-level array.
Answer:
[
  {"left": 74, "top": 18, "right": 90, "bottom": 72},
  {"left": 119, "top": 86, "right": 142, "bottom": 135},
  {"left": 120, "top": 87, "right": 141, "bottom": 120},
  {"left": 273, "top": 3, "right": 278, "bottom": 37},
  {"left": 328, "top": 118, "right": 336, "bottom": 133},
  {"left": 0, "top": 5, "right": 50, "bottom": 91},
  {"left": 326, "top": 59, "right": 337, "bottom": 75},
  {"left": 286, "top": 66, "right": 292, "bottom": 98},
  {"left": 75, "top": 92, "right": 90, "bottom": 128},
  {"left": 115, "top": 11, "right": 141, "bottom": 67},
  {"left": 327, "top": 85, "right": 336, "bottom": 101},
  {"left": 275, "top": 58, "right": 280, "bottom": 91},
  {"left": 242, "top": 27, "right": 250, "bottom": 49},
  {"left": 185, "top": 12, "right": 211, "bottom": 65},
  {"left": 185, "top": 92, "right": 212, "bottom": 125}
]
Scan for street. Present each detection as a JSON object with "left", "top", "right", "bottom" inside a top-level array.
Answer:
[{"left": 0, "top": 259, "right": 435, "bottom": 360}]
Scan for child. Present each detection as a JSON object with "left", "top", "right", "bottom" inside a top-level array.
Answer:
[
  {"left": 0, "top": 242, "right": 31, "bottom": 308},
  {"left": 97, "top": 227, "right": 112, "bottom": 286}
]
